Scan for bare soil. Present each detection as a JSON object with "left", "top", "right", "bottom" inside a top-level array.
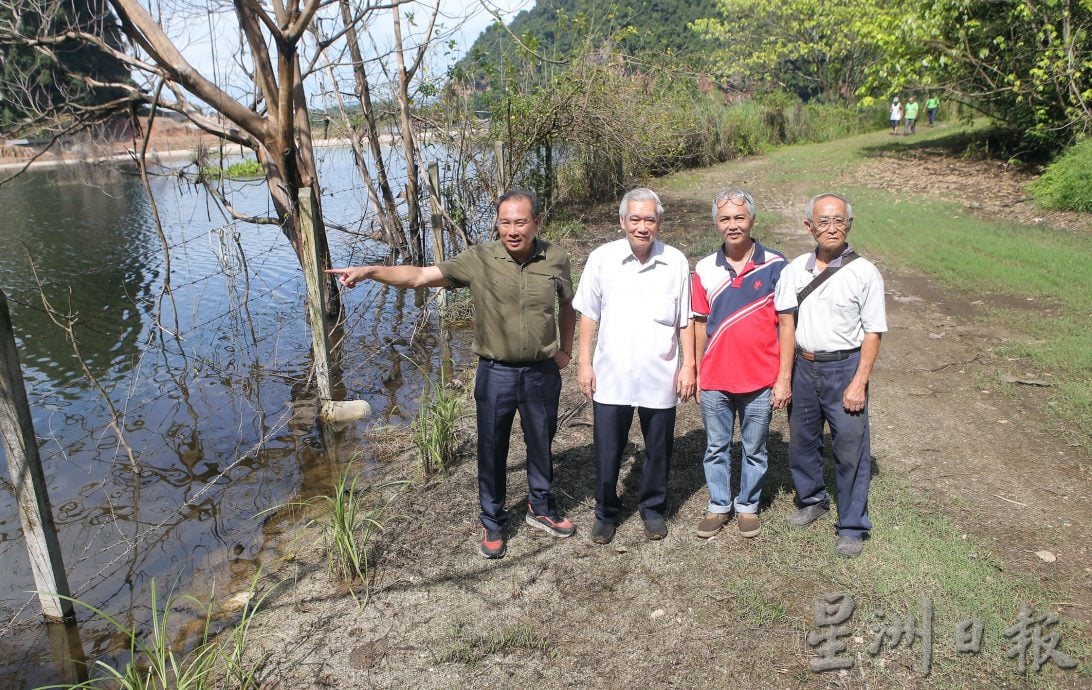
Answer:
[{"left": 242, "top": 136, "right": 1091, "bottom": 688}]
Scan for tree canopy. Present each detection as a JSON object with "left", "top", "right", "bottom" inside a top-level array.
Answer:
[{"left": 0, "top": 0, "right": 132, "bottom": 130}]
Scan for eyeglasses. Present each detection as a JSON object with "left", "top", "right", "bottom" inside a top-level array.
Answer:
[{"left": 810, "top": 217, "right": 849, "bottom": 231}]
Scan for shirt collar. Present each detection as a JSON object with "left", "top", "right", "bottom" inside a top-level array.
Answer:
[
  {"left": 805, "top": 244, "right": 853, "bottom": 272},
  {"left": 622, "top": 239, "right": 666, "bottom": 268},
  {"left": 715, "top": 239, "right": 766, "bottom": 274}
]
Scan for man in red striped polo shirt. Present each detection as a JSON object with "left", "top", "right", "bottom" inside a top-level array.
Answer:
[{"left": 692, "top": 188, "right": 795, "bottom": 539}]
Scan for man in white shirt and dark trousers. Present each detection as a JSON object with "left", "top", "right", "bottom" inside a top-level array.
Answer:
[
  {"left": 574, "top": 188, "right": 696, "bottom": 544},
  {"left": 774, "top": 192, "right": 887, "bottom": 558}
]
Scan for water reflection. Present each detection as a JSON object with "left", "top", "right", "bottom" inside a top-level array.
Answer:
[{"left": 0, "top": 147, "right": 468, "bottom": 687}]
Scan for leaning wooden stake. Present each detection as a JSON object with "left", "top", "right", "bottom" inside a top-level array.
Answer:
[
  {"left": 297, "top": 190, "right": 370, "bottom": 423},
  {"left": 0, "top": 289, "right": 75, "bottom": 621},
  {"left": 427, "top": 161, "right": 446, "bottom": 308}
]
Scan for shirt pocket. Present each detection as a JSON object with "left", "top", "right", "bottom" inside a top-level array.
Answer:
[
  {"left": 651, "top": 293, "right": 679, "bottom": 327},
  {"left": 524, "top": 269, "right": 558, "bottom": 309}
]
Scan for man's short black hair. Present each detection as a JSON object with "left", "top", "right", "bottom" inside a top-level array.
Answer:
[{"left": 497, "top": 189, "right": 540, "bottom": 218}]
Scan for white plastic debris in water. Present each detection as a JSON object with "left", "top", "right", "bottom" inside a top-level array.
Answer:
[{"left": 321, "top": 399, "right": 371, "bottom": 422}]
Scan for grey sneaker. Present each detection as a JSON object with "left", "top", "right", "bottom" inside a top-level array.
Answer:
[
  {"left": 696, "top": 511, "right": 731, "bottom": 538},
  {"left": 835, "top": 535, "right": 864, "bottom": 558},
  {"left": 737, "top": 512, "right": 761, "bottom": 538},
  {"left": 643, "top": 515, "right": 668, "bottom": 540},
  {"left": 786, "top": 504, "right": 830, "bottom": 528},
  {"left": 591, "top": 519, "right": 616, "bottom": 545}
]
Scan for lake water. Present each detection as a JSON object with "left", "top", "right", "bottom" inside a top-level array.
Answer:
[{"left": 0, "top": 145, "right": 469, "bottom": 687}]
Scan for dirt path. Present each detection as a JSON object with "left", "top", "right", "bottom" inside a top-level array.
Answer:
[{"left": 245, "top": 136, "right": 1090, "bottom": 688}]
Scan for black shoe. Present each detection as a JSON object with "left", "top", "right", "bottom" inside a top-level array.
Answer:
[
  {"left": 642, "top": 515, "right": 668, "bottom": 540},
  {"left": 835, "top": 535, "right": 864, "bottom": 558},
  {"left": 591, "top": 519, "right": 616, "bottom": 544},
  {"left": 785, "top": 504, "right": 830, "bottom": 528}
]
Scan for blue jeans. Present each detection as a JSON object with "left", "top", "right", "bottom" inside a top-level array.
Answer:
[
  {"left": 699, "top": 388, "right": 772, "bottom": 515},
  {"left": 787, "top": 352, "right": 872, "bottom": 538}
]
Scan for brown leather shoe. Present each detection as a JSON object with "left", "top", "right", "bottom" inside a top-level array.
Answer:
[
  {"left": 696, "top": 511, "right": 731, "bottom": 538},
  {"left": 737, "top": 512, "right": 761, "bottom": 538}
]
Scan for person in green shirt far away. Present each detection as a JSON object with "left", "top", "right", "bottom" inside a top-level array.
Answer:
[
  {"left": 904, "top": 96, "right": 919, "bottom": 135},
  {"left": 926, "top": 95, "right": 940, "bottom": 126}
]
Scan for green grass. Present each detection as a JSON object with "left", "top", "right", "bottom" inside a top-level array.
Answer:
[
  {"left": 541, "top": 218, "right": 585, "bottom": 241},
  {"left": 713, "top": 123, "right": 1092, "bottom": 439},
  {"left": 751, "top": 475, "right": 1091, "bottom": 686},
  {"left": 411, "top": 364, "right": 464, "bottom": 477},
  {"left": 1029, "top": 138, "right": 1092, "bottom": 212},
  {"left": 843, "top": 186, "right": 1092, "bottom": 435},
  {"left": 45, "top": 574, "right": 271, "bottom": 689},
  {"left": 200, "top": 159, "right": 265, "bottom": 180},
  {"left": 437, "top": 622, "right": 552, "bottom": 665},
  {"left": 264, "top": 464, "right": 404, "bottom": 606}
]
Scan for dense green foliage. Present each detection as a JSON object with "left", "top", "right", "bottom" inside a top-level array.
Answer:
[
  {"left": 453, "top": 0, "right": 718, "bottom": 96},
  {"left": 692, "top": 0, "right": 912, "bottom": 103},
  {"left": 0, "top": 0, "right": 132, "bottom": 130},
  {"left": 1029, "top": 138, "right": 1092, "bottom": 212},
  {"left": 695, "top": 0, "right": 1092, "bottom": 153}
]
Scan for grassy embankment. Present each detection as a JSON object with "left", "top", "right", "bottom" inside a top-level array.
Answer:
[
  {"left": 647, "top": 126, "right": 1091, "bottom": 686},
  {"left": 751, "top": 124, "right": 1091, "bottom": 441}
]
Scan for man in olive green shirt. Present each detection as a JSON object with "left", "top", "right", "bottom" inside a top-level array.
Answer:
[{"left": 328, "top": 190, "right": 577, "bottom": 559}]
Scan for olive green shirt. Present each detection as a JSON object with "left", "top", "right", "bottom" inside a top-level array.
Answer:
[{"left": 439, "top": 239, "right": 574, "bottom": 363}]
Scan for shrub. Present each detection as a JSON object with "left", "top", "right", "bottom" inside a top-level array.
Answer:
[
  {"left": 1029, "top": 139, "right": 1092, "bottom": 212},
  {"left": 201, "top": 158, "right": 265, "bottom": 180}
]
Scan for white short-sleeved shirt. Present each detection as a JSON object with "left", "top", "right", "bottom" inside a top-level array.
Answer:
[
  {"left": 774, "top": 247, "right": 887, "bottom": 352},
  {"left": 573, "top": 239, "right": 691, "bottom": 409}
]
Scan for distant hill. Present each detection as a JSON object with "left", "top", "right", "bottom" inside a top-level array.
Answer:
[{"left": 453, "top": 0, "right": 718, "bottom": 89}]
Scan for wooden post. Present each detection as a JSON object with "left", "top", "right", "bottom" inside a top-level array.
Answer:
[
  {"left": 297, "top": 189, "right": 333, "bottom": 403},
  {"left": 493, "top": 140, "right": 505, "bottom": 193},
  {"left": 0, "top": 289, "right": 75, "bottom": 621},
  {"left": 299, "top": 191, "right": 371, "bottom": 424},
  {"left": 427, "top": 161, "right": 446, "bottom": 309}
]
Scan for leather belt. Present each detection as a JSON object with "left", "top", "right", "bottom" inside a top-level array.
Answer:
[{"left": 797, "top": 347, "right": 861, "bottom": 362}]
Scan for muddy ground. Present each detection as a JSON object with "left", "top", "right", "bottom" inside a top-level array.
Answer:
[{"left": 242, "top": 130, "right": 1091, "bottom": 688}]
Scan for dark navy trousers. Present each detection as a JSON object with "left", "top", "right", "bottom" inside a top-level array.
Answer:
[
  {"left": 787, "top": 352, "right": 873, "bottom": 538},
  {"left": 592, "top": 402, "right": 676, "bottom": 522},
  {"left": 474, "top": 358, "right": 561, "bottom": 531}
]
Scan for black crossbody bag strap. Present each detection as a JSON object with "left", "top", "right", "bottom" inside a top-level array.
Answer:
[{"left": 795, "top": 252, "right": 859, "bottom": 306}]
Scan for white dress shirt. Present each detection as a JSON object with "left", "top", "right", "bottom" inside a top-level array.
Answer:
[
  {"left": 573, "top": 239, "right": 691, "bottom": 408},
  {"left": 774, "top": 247, "right": 887, "bottom": 352}
]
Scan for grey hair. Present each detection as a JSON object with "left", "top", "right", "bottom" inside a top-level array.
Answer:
[
  {"left": 711, "top": 188, "right": 756, "bottom": 222},
  {"left": 805, "top": 192, "right": 854, "bottom": 222},
  {"left": 619, "top": 187, "right": 664, "bottom": 220}
]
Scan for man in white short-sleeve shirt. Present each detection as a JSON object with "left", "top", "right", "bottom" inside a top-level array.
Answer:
[
  {"left": 774, "top": 192, "right": 887, "bottom": 558},
  {"left": 574, "top": 187, "right": 695, "bottom": 544}
]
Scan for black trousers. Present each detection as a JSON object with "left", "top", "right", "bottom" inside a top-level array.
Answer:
[
  {"left": 592, "top": 402, "right": 676, "bottom": 522},
  {"left": 474, "top": 358, "right": 561, "bottom": 531}
]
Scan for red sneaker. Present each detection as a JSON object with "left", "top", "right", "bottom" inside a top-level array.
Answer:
[
  {"left": 524, "top": 505, "right": 576, "bottom": 537},
  {"left": 479, "top": 528, "right": 507, "bottom": 559}
]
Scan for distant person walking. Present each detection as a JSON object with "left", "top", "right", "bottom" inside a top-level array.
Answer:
[
  {"left": 926, "top": 95, "right": 940, "bottom": 127},
  {"left": 904, "top": 96, "right": 919, "bottom": 135},
  {"left": 889, "top": 98, "right": 902, "bottom": 135}
]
